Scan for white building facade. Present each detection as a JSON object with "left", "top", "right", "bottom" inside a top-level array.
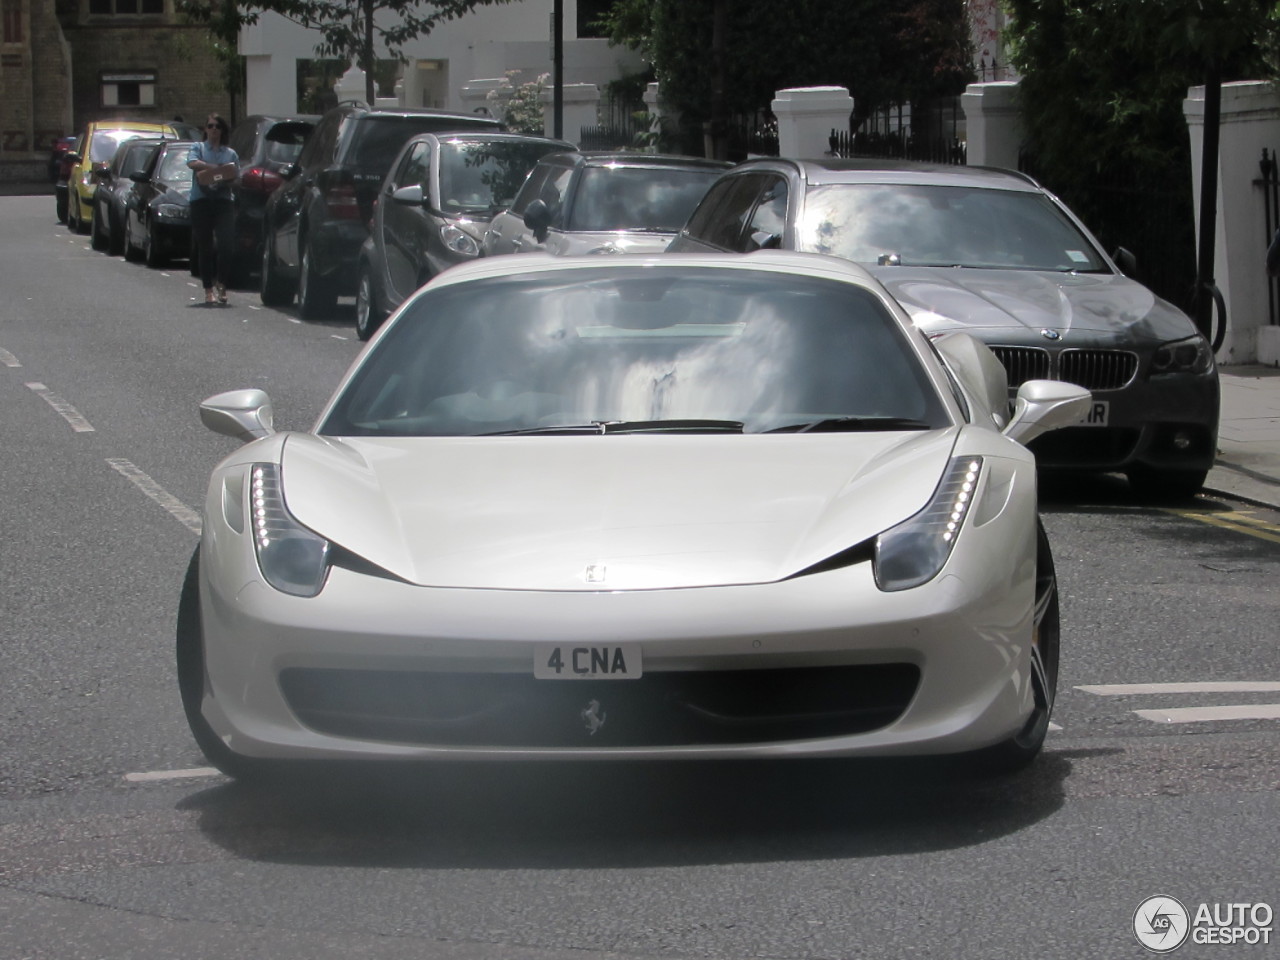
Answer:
[{"left": 238, "top": 0, "right": 645, "bottom": 119}]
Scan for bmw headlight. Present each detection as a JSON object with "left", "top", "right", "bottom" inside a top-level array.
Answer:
[
  {"left": 250, "top": 463, "right": 330, "bottom": 597},
  {"left": 874, "top": 457, "right": 982, "bottom": 592},
  {"left": 156, "top": 203, "right": 187, "bottom": 220},
  {"left": 1151, "top": 335, "right": 1214, "bottom": 375},
  {"left": 440, "top": 224, "right": 479, "bottom": 257}
]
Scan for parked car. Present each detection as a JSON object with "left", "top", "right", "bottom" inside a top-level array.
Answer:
[
  {"left": 225, "top": 114, "right": 319, "bottom": 285},
  {"left": 48, "top": 134, "right": 75, "bottom": 183},
  {"left": 63, "top": 120, "right": 179, "bottom": 234},
  {"left": 181, "top": 251, "right": 1091, "bottom": 781},
  {"left": 482, "top": 152, "right": 731, "bottom": 258},
  {"left": 122, "top": 140, "right": 195, "bottom": 268},
  {"left": 354, "top": 131, "right": 574, "bottom": 339},
  {"left": 259, "top": 102, "right": 503, "bottom": 318},
  {"left": 90, "top": 137, "right": 165, "bottom": 255},
  {"left": 668, "top": 159, "right": 1221, "bottom": 500},
  {"left": 54, "top": 135, "right": 79, "bottom": 223}
]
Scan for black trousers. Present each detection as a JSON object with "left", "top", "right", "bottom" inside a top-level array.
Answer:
[{"left": 190, "top": 195, "right": 234, "bottom": 290}]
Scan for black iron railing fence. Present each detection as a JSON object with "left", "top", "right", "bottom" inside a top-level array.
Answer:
[{"left": 1260, "top": 148, "right": 1280, "bottom": 326}]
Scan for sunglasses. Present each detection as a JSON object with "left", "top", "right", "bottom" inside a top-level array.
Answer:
[{"left": 206, "top": 122, "right": 221, "bottom": 129}]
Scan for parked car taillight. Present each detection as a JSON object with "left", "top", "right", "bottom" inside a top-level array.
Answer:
[
  {"left": 325, "top": 183, "right": 361, "bottom": 220},
  {"left": 240, "top": 166, "right": 283, "bottom": 194}
]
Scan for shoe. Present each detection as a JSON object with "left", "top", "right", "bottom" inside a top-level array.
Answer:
[
  {"left": 204, "top": 288, "right": 216, "bottom": 305},
  {"left": 215, "top": 283, "right": 227, "bottom": 305}
]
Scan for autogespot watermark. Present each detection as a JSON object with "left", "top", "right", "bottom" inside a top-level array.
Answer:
[{"left": 1133, "top": 896, "right": 1274, "bottom": 953}]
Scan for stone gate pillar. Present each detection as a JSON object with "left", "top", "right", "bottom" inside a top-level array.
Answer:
[{"left": 771, "top": 87, "right": 853, "bottom": 158}]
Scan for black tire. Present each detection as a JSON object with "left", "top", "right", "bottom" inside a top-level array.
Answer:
[
  {"left": 123, "top": 216, "right": 142, "bottom": 262},
  {"left": 297, "top": 243, "right": 337, "bottom": 320},
  {"left": 55, "top": 189, "right": 68, "bottom": 224},
  {"left": 260, "top": 233, "right": 294, "bottom": 307},
  {"left": 67, "top": 192, "right": 84, "bottom": 233},
  {"left": 1126, "top": 465, "right": 1208, "bottom": 503},
  {"left": 144, "top": 222, "right": 167, "bottom": 268},
  {"left": 176, "top": 548, "right": 267, "bottom": 781},
  {"left": 90, "top": 203, "right": 108, "bottom": 250},
  {"left": 106, "top": 210, "right": 124, "bottom": 256},
  {"left": 354, "top": 263, "right": 386, "bottom": 341},
  {"left": 971, "top": 518, "right": 1060, "bottom": 775}
]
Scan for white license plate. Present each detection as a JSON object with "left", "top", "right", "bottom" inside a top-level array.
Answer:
[
  {"left": 534, "top": 643, "right": 642, "bottom": 680},
  {"left": 1076, "top": 399, "right": 1109, "bottom": 427}
]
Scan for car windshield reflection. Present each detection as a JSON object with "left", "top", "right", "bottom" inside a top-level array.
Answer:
[
  {"left": 321, "top": 268, "right": 950, "bottom": 437},
  {"left": 157, "top": 149, "right": 194, "bottom": 186},
  {"left": 797, "top": 184, "right": 1110, "bottom": 273},
  {"left": 567, "top": 166, "right": 724, "bottom": 233},
  {"left": 438, "top": 141, "right": 563, "bottom": 216}
]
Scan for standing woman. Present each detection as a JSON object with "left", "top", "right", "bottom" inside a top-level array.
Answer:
[{"left": 187, "top": 114, "right": 239, "bottom": 305}]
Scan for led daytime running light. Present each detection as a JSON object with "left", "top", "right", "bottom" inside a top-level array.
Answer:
[
  {"left": 874, "top": 456, "right": 983, "bottom": 592},
  {"left": 250, "top": 463, "right": 330, "bottom": 597}
]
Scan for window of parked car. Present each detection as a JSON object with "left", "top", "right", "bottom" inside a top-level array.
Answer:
[
  {"left": 566, "top": 166, "right": 728, "bottom": 233},
  {"left": 796, "top": 184, "right": 1110, "bottom": 272},
  {"left": 394, "top": 141, "right": 432, "bottom": 190},
  {"left": 438, "top": 140, "right": 567, "bottom": 215},
  {"left": 683, "top": 174, "right": 768, "bottom": 250}
]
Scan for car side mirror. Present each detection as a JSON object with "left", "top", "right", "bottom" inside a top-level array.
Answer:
[
  {"left": 523, "top": 198, "right": 551, "bottom": 243},
  {"left": 280, "top": 162, "right": 299, "bottom": 180},
  {"left": 91, "top": 162, "right": 110, "bottom": 181},
  {"left": 200, "top": 389, "right": 275, "bottom": 443},
  {"left": 129, "top": 170, "right": 148, "bottom": 183},
  {"left": 391, "top": 184, "right": 426, "bottom": 207},
  {"left": 1002, "top": 380, "right": 1093, "bottom": 447},
  {"left": 1112, "top": 246, "right": 1138, "bottom": 277},
  {"left": 65, "top": 152, "right": 82, "bottom": 165}
]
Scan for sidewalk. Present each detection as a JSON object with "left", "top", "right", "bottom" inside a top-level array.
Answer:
[{"left": 1207, "top": 365, "right": 1280, "bottom": 510}]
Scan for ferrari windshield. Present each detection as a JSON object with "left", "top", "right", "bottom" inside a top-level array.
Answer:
[
  {"left": 797, "top": 183, "right": 1109, "bottom": 272},
  {"left": 321, "top": 268, "right": 950, "bottom": 437},
  {"left": 438, "top": 140, "right": 562, "bottom": 216},
  {"left": 567, "top": 166, "right": 723, "bottom": 233}
]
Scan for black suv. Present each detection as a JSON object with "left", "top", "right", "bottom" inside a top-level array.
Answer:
[{"left": 260, "top": 102, "right": 503, "bottom": 318}]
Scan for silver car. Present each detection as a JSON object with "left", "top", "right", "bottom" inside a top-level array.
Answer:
[
  {"left": 669, "top": 159, "right": 1220, "bottom": 500},
  {"left": 182, "top": 252, "right": 1090, "bottom": 782},
  {"left": 483, "top": 152, "right": 731, "bottom": 257}
]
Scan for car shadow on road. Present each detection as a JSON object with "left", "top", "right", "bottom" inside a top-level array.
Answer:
[{"left": 177, "top": 748, "right": 1108, "bottom": 870}]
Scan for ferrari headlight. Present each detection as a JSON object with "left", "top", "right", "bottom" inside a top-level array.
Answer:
[
  {"left": 1151, "top": 335, "right": 1213, "bottom": 375},
  {"left": 250, "top": 463, "right": 330, "bottom": 597},
  {"left": 440, "top": 224, "right": 479, "bottom": 257},
  {"left": 874, "top": 457, "right": 982, "bottom": 592}
]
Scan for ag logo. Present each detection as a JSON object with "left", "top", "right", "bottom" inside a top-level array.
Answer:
[{"left": 1134, "top": 895, "right": 1190, "bottom": 953}]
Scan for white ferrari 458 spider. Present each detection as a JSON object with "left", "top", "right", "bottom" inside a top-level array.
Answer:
[{"left": 179, "top": 251, "right": 1091, "bottom": 780}]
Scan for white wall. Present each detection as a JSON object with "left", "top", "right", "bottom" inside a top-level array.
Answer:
[{"left": 240, "top": 1, "right": 644, "bottom": 117}]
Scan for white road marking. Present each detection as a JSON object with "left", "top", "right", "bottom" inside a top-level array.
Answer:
[
  {"left": 0, "top": 348, "right": 20, "bottom": 367},
  {"left": 1134, "top": 704, "right": 1280, "bottom": 724},
  {"left": 124, "top": 767, "right": 221, "bottom": 783},
  {"left": 1048, "top": 722, "right": 1062, "bottom": 732},
  {"left": 26, "top": 382, "right": 94, "bottom": 431},
  {"left": 106, "top": 458, "right": 202, "bottom": 534},
  {"left": 288, "top": 317, "right": 301, "bottom": 324},
  {"left": 330, "top": 334, "right": 348, "bottom": 340},
  {"left": 1077, "top": 682, "right": 1280, "bottom": 695}
]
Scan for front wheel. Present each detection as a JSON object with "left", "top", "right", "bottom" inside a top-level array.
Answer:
[
  {"left": 90, "top": 203, "right": 108, "bottom": 250},
  {"left": 971, "top": 518, "right": 1060, "bottom": 775},
  {"left": 123, "top": 216, "right": 142, "bottom": 262},
  {"left": 144, "top": 222, "right": 167, "bottom": 268},
  {"left": 259, "top": 233, "right": 294, "bottom": 306},
  {"left": 176, "top": 549, "right": 267, "bottom": 782},
  {"left": 297, "top": 243, "right": 337, "bottom": 320},
  {"left": 354, "top": 264, "right": 386, "bottom": 341}
]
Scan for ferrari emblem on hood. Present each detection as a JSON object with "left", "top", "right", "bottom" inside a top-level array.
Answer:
[{"left": 584, "top": 563, "right": 607, "bottom": 584}]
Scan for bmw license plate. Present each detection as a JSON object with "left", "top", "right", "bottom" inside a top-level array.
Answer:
[
  {"left": 534, "top": 643, "right": 642, "bottom": 679},
  {"left": 1076, "top": 399, "right": 1109, "bottom": 427}
]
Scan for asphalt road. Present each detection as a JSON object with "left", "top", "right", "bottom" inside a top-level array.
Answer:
[{"left": 1, "top": 194, "right": 1278, "bottom": 960}]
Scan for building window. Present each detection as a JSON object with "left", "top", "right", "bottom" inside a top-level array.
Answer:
[
  {"left": 88, "top": 0, "right": 165, "bottom": 15},
  {"left": 3, "top": 5, "right": 23, "bottom": 43},
  {"left": 101, "top": 71, "right": 157, "bottom": 107}
]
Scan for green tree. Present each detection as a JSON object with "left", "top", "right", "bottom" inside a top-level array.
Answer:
[{"left": 597, "top": 0, "right": 972, "bottom": 157}]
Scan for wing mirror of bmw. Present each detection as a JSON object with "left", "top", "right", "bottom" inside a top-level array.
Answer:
[
  {"left": 1002, "top": 380, "right": 1093, "bottom": 447},
  {"left": 200, "top": 389, "right": 276, "bottom": 443},
  {"left": 523, "top": 198, "right": 551, "bottom": 243}
]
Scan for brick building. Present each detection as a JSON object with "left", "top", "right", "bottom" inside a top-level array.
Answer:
[{"left": 0, "top": 0, "right": 240, "bottom": 181}]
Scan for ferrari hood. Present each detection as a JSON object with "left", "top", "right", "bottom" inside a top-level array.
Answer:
[
  {"left": 278, "top": 431, "right": 959, "bottom": 591},
  {"left": 873, "top": 268, "right": 1199, "bottom": 345}
]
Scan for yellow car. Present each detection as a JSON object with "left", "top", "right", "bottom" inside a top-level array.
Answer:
[{"left": 65, "top": 120, "right": 179, "bottom": 234}]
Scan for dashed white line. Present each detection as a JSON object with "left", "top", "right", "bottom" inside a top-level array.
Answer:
[
  {"left": 1133, "top": 704, "right": 1280, "bottom": 724},
  {"left": 1077, "top": 682, "right": 1280, "bottom": 696},
  {"left": 106, "top": 458, "right": 202, "bottom": 534},
  {"left": 0, "top": 348, "right": 20, "bottom": 367},
  {"left": 26, "top": 382, "right": 94, "bottom": 431},
  {"left": 124, "top": 767, "right": 221, "bottom": 783}
]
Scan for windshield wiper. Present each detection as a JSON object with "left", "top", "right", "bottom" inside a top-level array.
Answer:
[
  {"left": 482, "top": 419, "right": 745, "bottom": 436},
  {"left": 764, "top": 417, "right": 934, "bottom": 434}
]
